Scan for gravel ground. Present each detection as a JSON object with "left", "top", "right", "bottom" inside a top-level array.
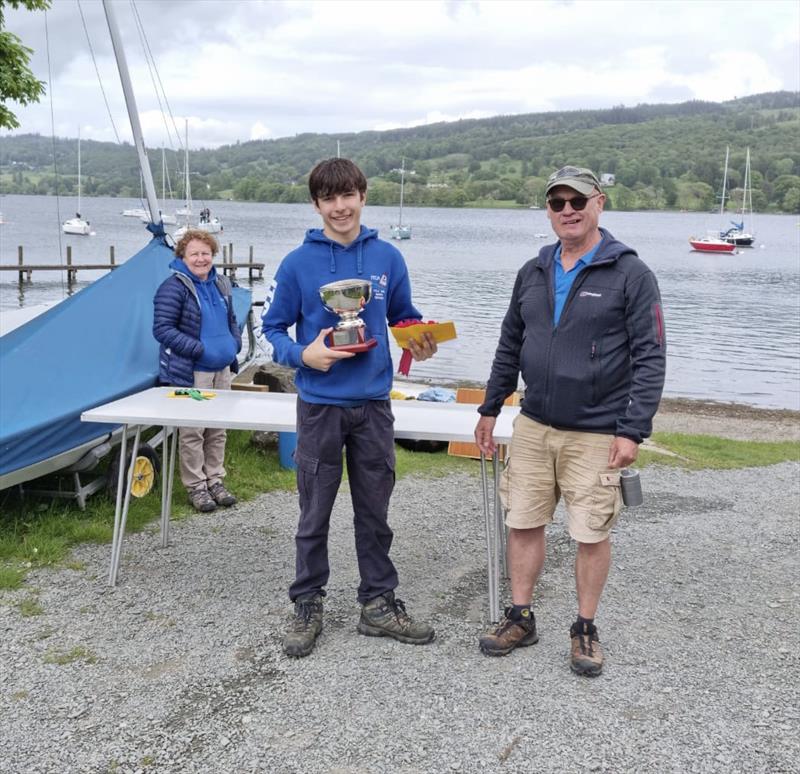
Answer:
[{"left": 2, "top": 456, "right": 798, "bottom": 774}]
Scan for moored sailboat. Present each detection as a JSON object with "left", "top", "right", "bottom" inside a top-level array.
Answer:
[
  {"left": 390, "top": 158, "right": 411, "bottom": 240},
  {"left": 689, "top": 146, "right": 736, "bottom": 254},
  {"left": 62, "top": 129, "right": 93, "bottom": 236},
  {"left": 173, "top": 120, "right": 223, "bottom": 240},
  {"left": 141, "top": 147, "right": 177, "bottom": 225},
  {"left": 720, "top": 147, "right": 755, "bottom": 247}
]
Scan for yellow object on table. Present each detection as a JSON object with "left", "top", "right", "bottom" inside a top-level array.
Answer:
[{"left": 390, "top": 321, "right": 457, "bottom": 348}]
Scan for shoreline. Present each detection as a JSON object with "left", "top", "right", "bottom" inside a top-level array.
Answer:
[{"left": 393, "top": 376, "right": 800, "bottom": 442}]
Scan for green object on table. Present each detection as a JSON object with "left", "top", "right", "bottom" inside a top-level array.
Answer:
[{"left": 174, "top": 388, "right": 210, "bottom": 401}]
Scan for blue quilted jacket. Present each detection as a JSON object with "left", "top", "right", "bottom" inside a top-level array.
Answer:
[{"left": 153, "top": 262, "right": 241, "bottom": 387}]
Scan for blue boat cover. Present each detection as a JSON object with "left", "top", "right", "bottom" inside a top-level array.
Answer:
[{"left": 0, "top": 235, "right": 252, "bottom": 480}]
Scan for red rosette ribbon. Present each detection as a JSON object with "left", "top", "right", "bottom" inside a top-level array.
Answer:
[{"left": 391, "top": 319, "right": 436, "bottom": 376}]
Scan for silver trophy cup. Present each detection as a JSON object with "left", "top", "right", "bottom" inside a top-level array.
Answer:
[{"left": 319, "top": 278, "right": 378, "bottom": 352}]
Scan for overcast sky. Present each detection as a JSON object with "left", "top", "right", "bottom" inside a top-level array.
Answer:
[{"left": 4, "top": 0, "right": 799, "bottom": 150}]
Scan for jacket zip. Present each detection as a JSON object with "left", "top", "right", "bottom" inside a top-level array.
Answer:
[{"left": 540, "top": 257, "right": 610, "bottom": 423}]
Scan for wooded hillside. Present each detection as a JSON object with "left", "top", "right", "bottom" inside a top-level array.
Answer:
[{"left": 2, "top": 91, "right": 798, "bottom": 212}]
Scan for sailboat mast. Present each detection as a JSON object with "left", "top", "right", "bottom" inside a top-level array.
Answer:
[
  {"left": 77, "top": 128, "right": 82, "bottom": 215},
  {"left": 398, "top": 159, "right": 405, "bottom": 227},
  {"left": 185, "top": 120, "right": 191, "bottom": 216},
  {"left": 102, "top": 0, "right": 161, "bottom": 225},
  {"left": 719, "top": 146, "right": 729, "bottom": 218},
  {"left": 743, "top": 147, "right": 751, "bottom": 226}
]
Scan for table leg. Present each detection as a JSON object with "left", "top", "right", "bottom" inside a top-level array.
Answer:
[
  {"left": 108, "top": 425, "right": 128, "bottom": 585},
  {"left": 493, "top": 453, "right": 505, "bottom": 594},
  {"left": 494, "top": 455, "right": 508, "bottom": 579},
  {"left": 109, "top": 426, "right": 141, "bottom": 586},
  {"left": 160, "top": 426, "right": 177, "bottom": 548},
  {"left": 480, "top": 452, "right": 501, "bottom": 623}
]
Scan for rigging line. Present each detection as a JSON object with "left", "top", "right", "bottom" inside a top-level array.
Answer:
[
  {"left": 130, "top": 0, "right": 183, "bottom": 154},
  {"left": 77, "top": 0, "right": 122, "bottom": 145},
  {"left": 44, "top": 7, "right": 66, "bottom": 297}
]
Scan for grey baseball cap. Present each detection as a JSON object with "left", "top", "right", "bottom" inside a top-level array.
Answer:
[{"left": 545, "top": 166, "right": 602, "bottom": 196}]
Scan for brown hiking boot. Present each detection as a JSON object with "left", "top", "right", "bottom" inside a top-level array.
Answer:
[
  {"left": 283, "top": 594, "right": 324, "bottom": 658},
  {"left": 479, "top": 606, "right": 539, "bottom": 656},
  {"left": 208, "top": 482, "right": 237, "bottom": 507},
  {"left": 570, "top": 621, "right": 604, "bottom": 677},
  {"left": 188, "top": 486, "right": 216, "bottom": 512},
  {"left": 357, "top": 591, "right": 435, "bottom": 645}
]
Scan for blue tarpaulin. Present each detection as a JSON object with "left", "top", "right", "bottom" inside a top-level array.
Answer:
[{"left": 0, "top": 236, "right": 251, "bottom": 482}]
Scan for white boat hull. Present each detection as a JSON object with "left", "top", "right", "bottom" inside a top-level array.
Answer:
[
  {"left": 390, "top": 224, "right": 411, "bottom": 240},
  {"left": 62, "top": 218, "right": 92, "bottom": 235},
  {"left": 174, "top": 218, "right": 223, "bottom": 240}
]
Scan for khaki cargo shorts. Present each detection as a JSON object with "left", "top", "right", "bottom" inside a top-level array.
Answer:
[{"left": 499, "top": 414, "right": 622, "bottom": 543}]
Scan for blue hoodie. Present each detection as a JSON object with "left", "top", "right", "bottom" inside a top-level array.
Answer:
[{"left": 261, "top": 226, "right": 421, "bottom": 405}]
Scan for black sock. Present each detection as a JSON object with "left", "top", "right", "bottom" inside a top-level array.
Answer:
[{"left": 512, "top": 604, "right": 532, "bottom": 619}]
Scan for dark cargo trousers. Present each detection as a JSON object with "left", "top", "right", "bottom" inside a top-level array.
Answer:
[{"left": 289, "top": 398, "right": 398, "bottom": 604}]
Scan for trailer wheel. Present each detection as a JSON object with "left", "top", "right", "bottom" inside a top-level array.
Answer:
[{"left": 107, "top": 443, "right": 160, "bottom": 499}]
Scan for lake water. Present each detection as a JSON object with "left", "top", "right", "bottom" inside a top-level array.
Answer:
[{"left": 1, "top": 195, "right": 799, "bottom": 410}]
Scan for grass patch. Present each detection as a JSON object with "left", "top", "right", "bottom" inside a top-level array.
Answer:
[
  {"left": 0, "top": 564, "right": 25, "bottom": 590},
  {"left": 640, "top": 433, "right": 800, "bottom": 470},
  {"left": 17, "top": 595, "right": 44, "bottom": 617},
  {"left": 43, "top": 645, "right": 97, "bottom": 665}
]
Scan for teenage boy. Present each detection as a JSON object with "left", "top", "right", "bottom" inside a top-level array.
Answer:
[{"left": 262, "top": 158, "right": 438, "bottom": 658}]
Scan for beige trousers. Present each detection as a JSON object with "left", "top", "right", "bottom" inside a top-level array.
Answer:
[{"left": 179, "top": 367, "right": 232, "bottom": 490}]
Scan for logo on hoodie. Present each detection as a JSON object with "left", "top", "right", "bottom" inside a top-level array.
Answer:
[{"left": 371, "top": 274, "right": 387, "bottom": 301}]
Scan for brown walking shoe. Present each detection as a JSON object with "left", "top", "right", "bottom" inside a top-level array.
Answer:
[
  {"left": 208, "top": 482, "right": 237, "bottom": 507},
  {"left": 283, "top": 594, "right": 324, "bottom": 658},
  {"left": 479, "top": 606, "right": 539, "bottom": 656},
  {"left": 357, "top": 591, "right": 435, "bottom": 645},
  {"left": 188, "top": 486, "right": 216, "bottom": 512},
  {"left": 570, "top": 621, "right": 604, "bottom": 677}
]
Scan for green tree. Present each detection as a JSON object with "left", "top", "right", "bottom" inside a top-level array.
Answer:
[
  {"left": 782, "top": 188, "right": 800, "bottom": 214},
  {"left": 0, "top": 0, "right": 51, "bottom": 129}
]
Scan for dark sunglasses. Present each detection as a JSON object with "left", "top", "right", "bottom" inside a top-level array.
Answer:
[{"left": 547, "top": 193, "right": 600, "bottom": 213}]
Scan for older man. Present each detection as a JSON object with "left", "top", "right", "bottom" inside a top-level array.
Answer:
[{"left": 474, "top": 166, "right": 666, "bottom": 676}]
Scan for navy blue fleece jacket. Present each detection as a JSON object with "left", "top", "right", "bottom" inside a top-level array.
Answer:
[
  {"left": 153, "top": 259, "right": 241, "bottom": 387},
  {"left": 479, "top": 228, "right": 666, "bottom": 443}
]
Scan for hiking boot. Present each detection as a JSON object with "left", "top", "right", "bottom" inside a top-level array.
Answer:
[
  {"left": 570, "top": 621, "right": 604, "bottom": 677},
  {"left": 208, "top": 482, "right": 237, "bottom": 507},
  {"left": 357, "top": 591, "right": 435, "bottom": 645},
  {"left": 188, "top": 486, "right": 216, "bottom": 512},
  {"left": 479, "top": 606, "right": 539, "bottom": 656},
  {"left": 283, "top": 594, "right": 324, "bottom": 658}
]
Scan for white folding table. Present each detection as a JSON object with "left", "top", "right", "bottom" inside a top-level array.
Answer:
[{"left": 82, "top": 387, "right": 519, "bottom": 621}]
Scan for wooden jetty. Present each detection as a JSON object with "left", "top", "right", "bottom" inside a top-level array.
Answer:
[{"left": 2, "top": 244, "right": 265, "bottom": 286}]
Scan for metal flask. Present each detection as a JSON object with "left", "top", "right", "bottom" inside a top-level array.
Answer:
[{"left": 619, "top": 468, "right": 643, "bottom": 507}]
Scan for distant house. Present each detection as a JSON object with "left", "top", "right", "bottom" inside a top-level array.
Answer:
[{"left": 600, "top": 173, "right": 616, "bottom": 187}]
